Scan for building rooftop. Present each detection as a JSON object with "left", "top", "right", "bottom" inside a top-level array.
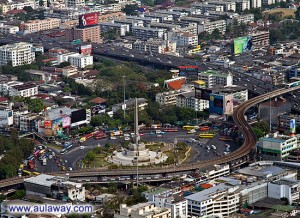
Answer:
[
  {"left": 45, "top": 107, "right": 77, "bottom": 120},
  {"left": 237, "top": 165, "right": 286, "bottom": 178},
  {"left": 143, "top": 187, "right": 170, "bottom": 195},
  {"left": 24, "top": 174, "right": 57, "bottom": 187},
  {"left": 185, "top": 183, "right": 232, "bottom": 202},
  {"left": 271, "top": 178, "right": 298, "bottom": 187}
]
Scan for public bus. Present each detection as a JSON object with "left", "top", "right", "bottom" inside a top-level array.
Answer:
[
  {"left": 60, "top": 148, "right": 68, "bottom": 155},
  {"left": 199, "top": 133, "right": 215, "bottom": 139},
  {"left": 22, "top": 170, "right": 32, "bottom": 176},
  {"left": 94, "top": 132, "right": 106, "bottom": 139},
  {"left": 33, "top": 172, "right": 40, "bottom": 176},
  {"left": 183, "top": 126, "right": 195, "bottom": 131},
  {"left": 163, "top": 128, "right": 179, "bottom": 132},
  {"left": 199, "top": 126, "right": 210, "bottom": 131}
]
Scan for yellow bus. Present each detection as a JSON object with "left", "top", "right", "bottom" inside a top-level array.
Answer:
[
  {"left": 32, "top": 172, "right": 40, "bottom": 176},
  {"left": 22, "top": 170, "right": 32, "bottom": 176},
  {"left": 199, "top": 133, "right": 215, "bottom": 138},
  {"left": 183, "top": 126, "right": 195, "bottom": 131}
]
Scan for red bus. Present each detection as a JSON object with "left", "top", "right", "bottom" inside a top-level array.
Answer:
[
  {"left": 163, "top": 128, "right": 178, "bottom": 132},
  {"left": 28, "top": 160, "right": 35, "bottom": 169},
  {"left": 200, "top": 126, "right": 210, "bottom": 131},
  {"left": 84, "top": 133, "right": 94, "bottom": 140},
  {"left": 94, "top": 132, "right": 106, "bottom": 139}
]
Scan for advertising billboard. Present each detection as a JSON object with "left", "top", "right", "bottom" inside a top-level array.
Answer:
[
  {"left": 234, "top": 36, "right": 253, "bottom": 54},
  {"left": 52, "top": 118, "right": 63, "bottom": 136},
  {"left": 62, "top": 116, "right": 71, "bottom": 128},
  {"left": 79, "top": 12, "right": 99, "bottom": 27},
  {"left": 178, "top": 66, "right": 199, "bottom": 80},
  {"left": 290, "top": 119, "right": 296, "bottom": 134},
  {"left": 224, "top": 95, "right": 234, "bottom": 115},
  {"left": 209, "top": 94, "right": 224, "bottom": 115},
  {"left": 80, "top": 44, "right": 92, "bottom": 55},
  {"left": 71, "top": 109, "right": 87, "bottom": 124},
  {"left": 44, "top": 120, "right": 52, "bottom": 129}
]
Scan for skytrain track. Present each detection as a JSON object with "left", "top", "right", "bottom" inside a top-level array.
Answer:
[{"left": 1, "top": 87, "right": 299, "bottom": 188}]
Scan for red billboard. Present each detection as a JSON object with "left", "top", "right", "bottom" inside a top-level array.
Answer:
[
  {"left": 80, "top": 44, "right": 92, "bottom": 55},
  {"left": 79, "top": 12, "right": 99, "bottom": 27},
  {"left": 44, "top": 120, "right": 52, "bottom": 129}
]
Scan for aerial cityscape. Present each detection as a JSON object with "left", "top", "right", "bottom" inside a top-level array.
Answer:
[{"left": 0, "top": 0, "right": 300, "bottom": 217}]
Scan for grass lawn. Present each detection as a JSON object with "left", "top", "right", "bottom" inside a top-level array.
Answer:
[
  {"left": 263, "top": 8, "right": 296, "bottom": 17},
  {"left": 86, "top": 154, "right": 109, "bottom": 168},
  {"left": 145, "top": 143, "right": 163, "bottom": 151}
]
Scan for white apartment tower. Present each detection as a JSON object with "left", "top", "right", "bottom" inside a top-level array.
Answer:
[{"left": 0, "top": 42, "right": 35, "bottom": 67}]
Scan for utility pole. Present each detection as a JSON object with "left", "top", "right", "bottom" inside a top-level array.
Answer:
[
  {"left": 269, "top": 96, "right": 272, "bottom": 132},
  {"left": 123, "top": 75, "right": 126, "bottom": 119}
]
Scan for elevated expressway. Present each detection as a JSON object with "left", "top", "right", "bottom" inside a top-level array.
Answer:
[{"left": 1, "top": 86, "right": 299, "bottom": 189}]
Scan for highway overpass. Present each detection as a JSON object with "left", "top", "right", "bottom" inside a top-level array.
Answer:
[{"left": 1, "top": 85, "right": 299, "bottom": 189}]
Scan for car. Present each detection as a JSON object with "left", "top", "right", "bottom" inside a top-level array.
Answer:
[
  {"left": 125, "top": 137, "right": 130, "bottom": 141},
  {"left": 140, "top": 133, "right": 144, "bottom": 136},
  {"left": 110, "top": 136, "right": 116, "bottom": 140},
  {"left": 64, "top": 160, "right": 68, "bottom": 163},
  {"left": 49, "top": 155, "right": 53, "bottom": 159},
  {"left": 48, "top": 149, "right": 52, "bottom": 152},
  {"left": 124, "top": 134, "right": 130, "bottom": 137},
  {"left": 80, "top": 146, "right": 85, "bottom": 149},
  {"left": 69, "top": 167, "right": 73, "bottom": 171}
]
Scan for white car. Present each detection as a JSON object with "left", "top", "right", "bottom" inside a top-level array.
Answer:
[
  {"left": 80, "top": 146, "right": 85, "bottom": 149},
  {"left": 49, "top": 155, "right": 53, "bottom": 159},
  {"left": 111, "top": 136, "right": 117, "bottom": 140},
  {"left": 124, "top": 134, "right": 130, "bottom": 137},
  {"left": 125, "top": 137, "right": 130, "bottom": 141}
]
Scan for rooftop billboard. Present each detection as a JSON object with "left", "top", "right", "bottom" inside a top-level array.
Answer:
[
  {"left": 79, "top": 12, "right": 99, "bottom": 28},
  {"left": 234, "top": 36, "right": 253, "bottom": 54}
]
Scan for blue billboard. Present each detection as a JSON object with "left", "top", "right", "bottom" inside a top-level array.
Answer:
[{"left": 209, "top": 94, "right": 224, "bottom": 115}]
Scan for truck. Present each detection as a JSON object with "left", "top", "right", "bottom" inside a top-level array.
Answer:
[{"left": 42, "top": 158, "right": 47, "bottom": 166}]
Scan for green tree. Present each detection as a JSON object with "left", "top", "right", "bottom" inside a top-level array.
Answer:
[
  {"left": 26, "top": 98, "right": 44, "bottom": 113},
  {"left": 85, "top": 151, "right": 96, "bottom": 162},
  {"left": 12, "top": 190, "right": 26, "bottom": 199},
  {"left": 252, "top": 127, "right": 265, "bottom": 138},
  {"left": 211, "top": 28, "right": 222, "bottom": 40},
  {"left": 0, "top": 194, "right": 6, "bottom": 202},
  {"left": 107, "top": 183, "right": 117, "bottom": 194},
  {"left": 58, "top": 62, "right": 71, "bottom": 68},
  {"left": 295, "top": 6, "right": 300, "bottom": 20},
  {"left": 122, "top": 4, "right": 139, "bottom": 15},
  {"left": 23, "top": 6, "right": 34, "bottom": 12}
]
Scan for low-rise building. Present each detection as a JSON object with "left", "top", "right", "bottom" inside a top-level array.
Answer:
[
  {"left": 0, "top": 0, "right": 35, "bottom": 14},
  {"left": 191, "top": 2, "right": 224, "bottom": 13},
  {"left": 0, "top": 23, "right": 19, "bottom": 34},
  {"left": 132, "top": 26, "right": 166, "bottom": 40},
  {"left": 185, "top": 183, "right": 240, "bottom": 217},
  {"left": 132, "top": 39, "right": 176, "bottom": 54},
  {"left": 251, "top": 31, "right": 270, "bottom": 48},
  {"left": 9, "top": 82, "right": 38, "bottom": 97},
  {"left": 114, "top": 203, "right": 171, "bottom": 218},
  {"left": 100, "top": 21, "right": 129, "bottom": 36},
  {"left": 0, "top": 42, "right": 35, "bottom": 67},
  {"left": 153, "top": 195, "right": 188, "bottom": 218},
  {"left": 0, "top": 109, "right": 13, "bottom": 129},
  {"left": 24, "top": 174, "right": 85, "bottom": 201},
  {"left": 19, "top": 113, "right": 40, "bottom": 132},
  {"left": 170, "top": 32, "right": 198, "bottom": 46},
  {"left": 68, "top": 54, "right": 93, "bottom": 68},
  {"left": 198, "top": 70, "right": 233, "bottom": 88},
  {"left": 65, "top": 25, "right": 101, "bottom": 43},
  {"left": 258, "top": 132, "right": 299, "bottom": 161},
  {"left": 176, "top": 92, "right": 209, "bottom": 111},
  {"left": 268, "top": 178, "right": 299, "bottom": 204},
  {"left": 156, "top": 90, "right": 191, "bottom": 106},
  {"left": 278, "top": 113, "right": 300, "bottom": 131},
  {"left": 23, "top": 18, "right": 61, "bottom": 33}
]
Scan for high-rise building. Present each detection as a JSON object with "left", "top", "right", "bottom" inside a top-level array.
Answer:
[{"left": 0, "top": 42, "right": 35, "bottom": 67}]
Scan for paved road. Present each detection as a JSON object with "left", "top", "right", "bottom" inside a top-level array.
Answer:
[{"left": 35, "top": 129, "right": 235, "bottom": 173}]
